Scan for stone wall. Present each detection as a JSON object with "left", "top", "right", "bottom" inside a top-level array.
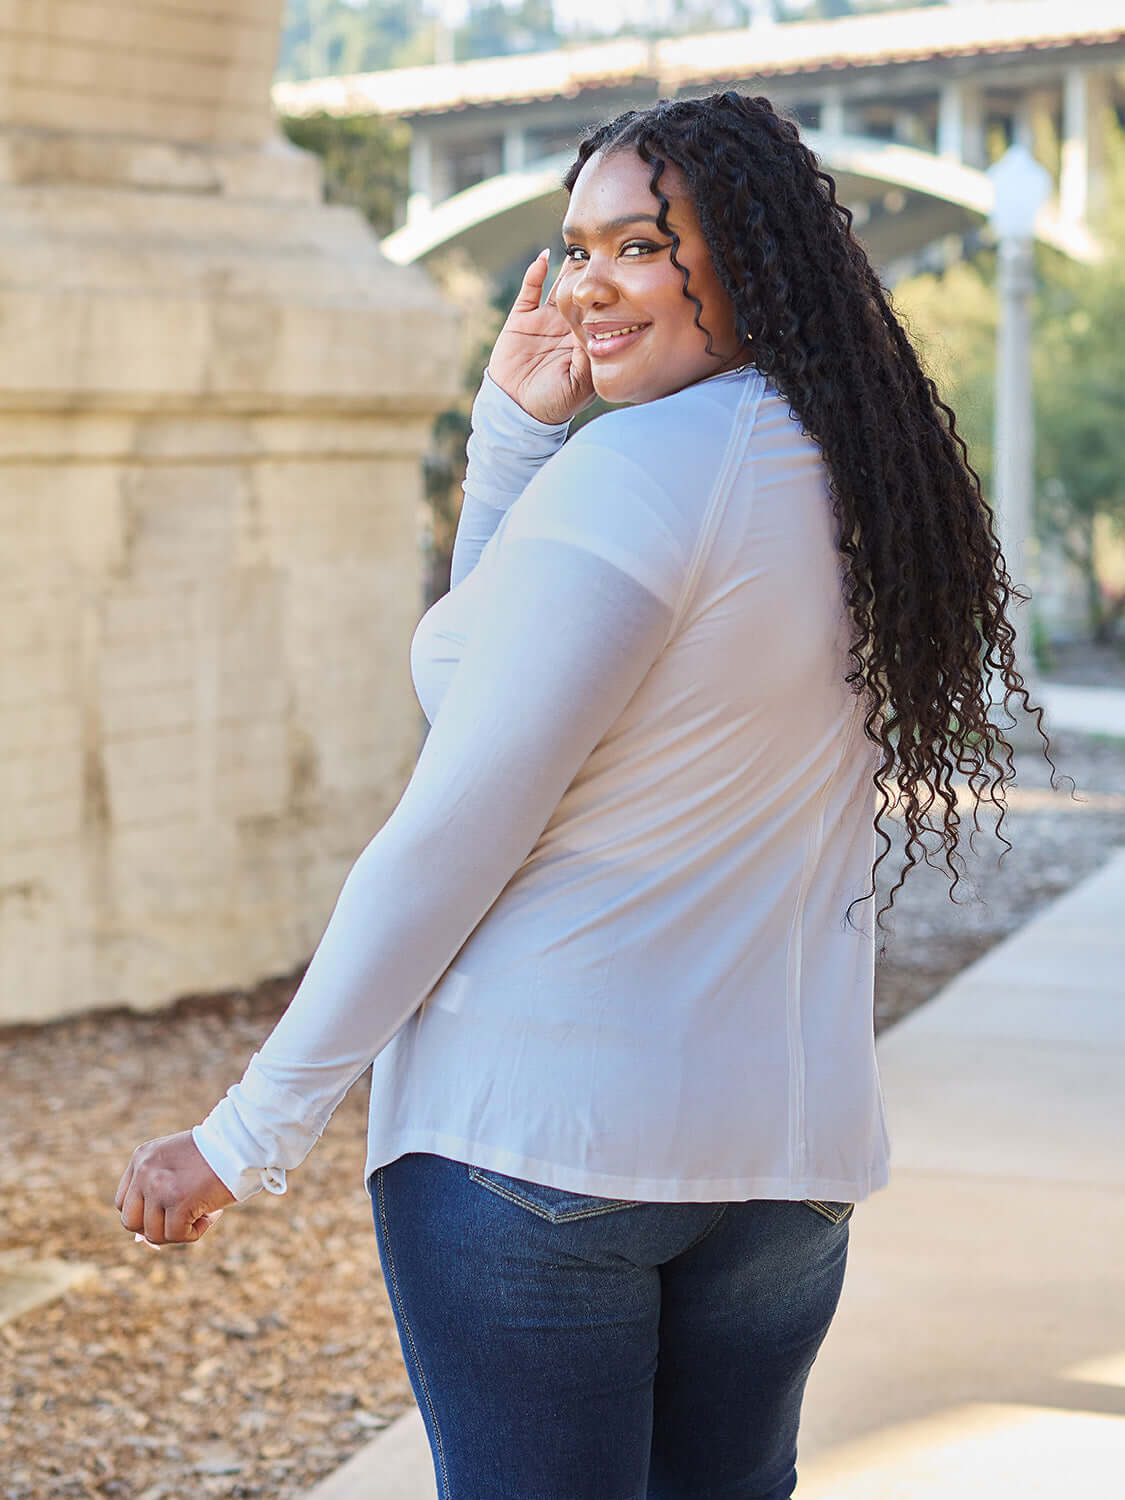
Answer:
[
  {"left": 0, "top": 0, "right": 281, "bottom": 145},
  {"left": 0, "top": 2, "right": 460, "bottom": 1023}
]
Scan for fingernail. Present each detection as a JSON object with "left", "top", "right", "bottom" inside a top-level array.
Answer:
[{"left": 538, "top": 248, "right": 550, "bottom": 261}]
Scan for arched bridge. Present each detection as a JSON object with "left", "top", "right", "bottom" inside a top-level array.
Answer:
[{"left": 273, "top": 0, "right": 1124, "bottom": 280}]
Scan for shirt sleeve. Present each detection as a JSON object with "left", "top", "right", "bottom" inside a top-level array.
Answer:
[
  {"left": 449, "top": 369, "right": 571, "bottom": 588},
  {"left": 193, "top": 449, "right": 685, "bottom": 1201}
]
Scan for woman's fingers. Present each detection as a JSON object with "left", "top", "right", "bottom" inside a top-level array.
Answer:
[
  {"left": 508, "top": 248, "right": 551, "bottom": 315},
  {"left": 118, "top": 1175, "right": 145, "bottom": 1235},
  {"left": 143, "top": 1198, "right": 167, "bottom": 1248},
  {"left": 114, "top": 1131, "right": 235, "bottom": 1248},
  {"left": 113, "top": 1159, "right": 135, "bottom": 1213},
  {"left": 164, "top": 1201, "right": 220, "bottom": 1243},
  {"left": 543, "top": 263, "right": 565, "bottom": 311}
]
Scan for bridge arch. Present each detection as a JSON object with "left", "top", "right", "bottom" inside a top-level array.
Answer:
[{"left": 380, "top": 133, "right": 1095, "bottom": 276}]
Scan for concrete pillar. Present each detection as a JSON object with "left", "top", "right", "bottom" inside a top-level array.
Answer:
[
  {"left": 1061, "top": 66, "right": 1109, "bottom": 230},
  {"left": 821, "top": 87, "right": 846, "bottom": 138},
  {"left": 0, "top": 2, "right": 460, "bottom": 1023},
  {"left": 502, "top": 125, "right": 528, "bottom": 175},
  {"left": 408, "top": 129, "right": 434, "bottom": 225},
  {"left": 938, "top": 80, "right": 986, "bottom": 168}
]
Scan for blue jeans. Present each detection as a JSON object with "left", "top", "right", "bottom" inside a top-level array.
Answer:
[{"left": 369, "top": 1153, "right": 852, "bottom": 1500}]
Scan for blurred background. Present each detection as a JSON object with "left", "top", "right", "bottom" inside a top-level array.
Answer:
[
  {"left": 273, "top": 0, "right": 1125, "bottom": 638},
  {"left": 2, "top": 4, "right": 1124, "bottom": 1498}
]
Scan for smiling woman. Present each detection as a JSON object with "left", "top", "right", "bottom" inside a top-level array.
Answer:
[
  {"left": 553, "top": 157, "right": 747, "bottom": 403},
  {"left": 116, "top": 90, "right": 1058, "bottom": 1500}
]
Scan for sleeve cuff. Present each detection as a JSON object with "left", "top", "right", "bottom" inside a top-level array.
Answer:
[
  {"left": 192, "top": 1121, "right": 286, "bottom": 1203},
  {"left": 477, "top": 368, "right": 573, "bottom": 441},
  {"left": 463, "top": 371, "right": 572, "bottom": 511},
  {"left": 192, "top": 1050, "right": 329, "bottom": 1202}
]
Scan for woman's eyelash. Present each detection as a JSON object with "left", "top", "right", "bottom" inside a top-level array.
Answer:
[{"left": 562, "top": 242, "right": 662, "bottom": 261}]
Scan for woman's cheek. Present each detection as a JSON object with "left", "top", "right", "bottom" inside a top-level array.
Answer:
[{"left": 553, "top": 268, "right": 578, "bottom": 323}]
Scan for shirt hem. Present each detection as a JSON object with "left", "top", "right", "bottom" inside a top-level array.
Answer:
[{"left": 363, "top": 1130, "right": 891, "bottom": 1206}]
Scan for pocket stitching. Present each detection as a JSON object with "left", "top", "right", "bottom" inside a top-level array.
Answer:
[
  {"left": 802, "top": 1198, "right": 854, "bottom": 1225},
  {"left": 466, "top": 1166, "right": 641, "bottom": 1223}
]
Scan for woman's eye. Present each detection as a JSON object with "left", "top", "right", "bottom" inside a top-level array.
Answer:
[{"left": 561, "top": 242, "right": 662, "bottom": 263}]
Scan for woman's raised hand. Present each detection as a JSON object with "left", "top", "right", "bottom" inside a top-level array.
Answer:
[{"left": 487, "top": 250, "right": 595, "bottom": 426}]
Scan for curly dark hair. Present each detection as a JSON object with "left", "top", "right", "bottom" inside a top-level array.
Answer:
[{"left": 563, "top": 90, "right": 1059, "bottom": 928}]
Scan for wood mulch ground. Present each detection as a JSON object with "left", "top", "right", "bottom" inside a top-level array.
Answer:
[
  {"left": 3, "top": 653, "right": 1124, "bottom": 1500},
  {"left": 1, "top": 980, "right": 409, "bottom": 1500}
]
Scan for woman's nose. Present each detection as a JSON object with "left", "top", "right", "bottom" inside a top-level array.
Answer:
[{"left": 571, "top": 257, "right": 617, "bottom": 310}]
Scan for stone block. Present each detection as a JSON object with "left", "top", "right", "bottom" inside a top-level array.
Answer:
[
  {"left": 1, "top": 0, "right": 275, "bottom": 68},
  {"left": 102, "top": 730, "right": 202, "bottom": 828},
  {"left": 0, "top": 80, "right": 271, "bottom": 147}
]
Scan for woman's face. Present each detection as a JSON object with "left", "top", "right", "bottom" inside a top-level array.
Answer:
[{"left": 555, "top": 147, "right": 746, "bottom": 405}]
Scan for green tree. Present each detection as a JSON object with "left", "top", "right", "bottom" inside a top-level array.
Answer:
[
  {"left": 893, "top": 123, "right": 1125, "bottom": 645},
  {"left": 276, "top": 0, "right": 438, "bottom": 81},
  {"left": 275, "top": 0, "right": 953, "bottom": 76},
  {"left": 455, "top": 0, "right": 561, "bottom": 58},
  {"left": 892, "top": 253, "right": 998, "bottom": 504},
  {"left": 1034, "top": 159, "right": 1125, "bottom": 643},
  {"left": 278, "top": 111, "right": 411, "bottom": 236},
  {"left": 275, "top": 0, "right": 563, "bottom": 77}
]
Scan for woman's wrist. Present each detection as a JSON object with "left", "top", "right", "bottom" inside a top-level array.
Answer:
[
  {"left": 479, "top": 367, "right": 572, "bottom": 438},
  {"left": 462, "top": 369, "right": 572, "bottom": 514}
]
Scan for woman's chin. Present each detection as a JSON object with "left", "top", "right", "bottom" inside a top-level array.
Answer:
[{"left": 591, "top": 365, "right": 659, "bottom": 406}]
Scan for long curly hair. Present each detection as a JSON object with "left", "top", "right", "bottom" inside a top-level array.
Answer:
[{"left": 563, "top": 91, "right": 1058, "bottom": 927}]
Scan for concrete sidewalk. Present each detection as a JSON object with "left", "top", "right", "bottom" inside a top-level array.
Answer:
[
  {"left": 795, "top": 843, "right": 1125, "bottom": 1497},
  {"left": 307, "top": 846, "right": 1125, "bottom": 1499},
  {"left": 1037, "top": 679, "right": 1125, "bottom": 739}
]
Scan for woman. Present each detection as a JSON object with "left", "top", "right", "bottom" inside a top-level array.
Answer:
[{"left": 116, "top": 93, "right": 1050, "bottom": 1499}]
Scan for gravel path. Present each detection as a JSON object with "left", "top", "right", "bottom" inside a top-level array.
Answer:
[
  {"left": 3, "top": 701, "right": 1123, "bottom": 1500},
  {"left": 873, "top": 725, "right": 1125, "bottom": 1029}
]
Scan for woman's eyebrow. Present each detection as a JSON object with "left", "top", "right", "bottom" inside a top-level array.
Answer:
[{"left": 560, "top": 212, "right": 668, "bottom": 238}]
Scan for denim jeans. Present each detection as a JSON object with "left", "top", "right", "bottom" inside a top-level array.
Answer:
[{"left": 369, "top": 1152, "right": 852, "bottom": 1500}]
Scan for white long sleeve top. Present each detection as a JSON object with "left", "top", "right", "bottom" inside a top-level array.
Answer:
[{"left": 193, "top": 364, "right": 890, "bottom": 1207}]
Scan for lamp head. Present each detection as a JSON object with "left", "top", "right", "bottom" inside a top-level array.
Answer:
[{"left": 987, "top": 144, "right": 1052, "bottom": 240}]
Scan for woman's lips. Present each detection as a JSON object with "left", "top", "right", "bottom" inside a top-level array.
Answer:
[{"left": 585, "top": 323, "right": 651, "bottom": 359}]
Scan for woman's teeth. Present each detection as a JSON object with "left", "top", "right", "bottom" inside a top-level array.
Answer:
[{"left": 590, "top": 324, "right": 646, "bottom": 342}]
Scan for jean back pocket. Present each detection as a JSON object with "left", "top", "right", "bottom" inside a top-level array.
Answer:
[{"left": 467, "top": 1165, "right": 642, "bottom": 1223}]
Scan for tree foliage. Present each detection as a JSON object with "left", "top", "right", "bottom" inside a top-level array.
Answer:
[
  {"left": 274, "top": 0, "right": 947, "bottom": 80},
  {"left": 1034, "top": 134, "right": 1125, "bottom": 642},
  {"left": 279, "top": 112, "right": 411, "bottom": 236},
  {"left": 892, "top": 254, "right": 998, "bottom": 501},
  {"left": 275, "top": 0, "right": 563, "bottom": 79},
  {"left": 893, "top": 118, "right": 1125, "bottom": 644},
  {"left": 277, "top": 0, "right": 432, "bottom": 79}
]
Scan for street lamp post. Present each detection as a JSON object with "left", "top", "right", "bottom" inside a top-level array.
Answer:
[{"left": 985, "top": 143, "right": 1052, "bottom": 727}]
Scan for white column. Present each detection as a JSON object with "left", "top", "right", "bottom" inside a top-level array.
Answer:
[
  {"left": 1061, "top": 66, "right": 1108, "bottom": 230},
  {"left": 820, "top": 87, "right": 845, "bottom": 138},
  {"left": 407, "top": 130, "right": 433, "bottom": 225},
  {"left": 938, "top": 80, "right": 985, "bottom": 167},
  {"left": 502, "top": 125, "right": 527, "bottom": 175}
]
